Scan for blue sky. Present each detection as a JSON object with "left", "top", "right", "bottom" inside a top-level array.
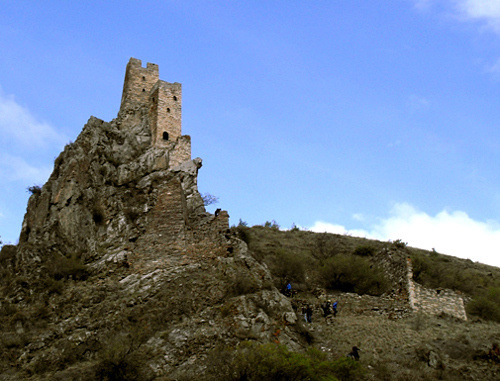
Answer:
[{"left": 1, "top": 1, "right": 500, "bottom": 267}]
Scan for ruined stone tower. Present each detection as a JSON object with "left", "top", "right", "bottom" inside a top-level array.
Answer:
[{"left": 120, "top": 58, "right": 187, "bottom": 157}]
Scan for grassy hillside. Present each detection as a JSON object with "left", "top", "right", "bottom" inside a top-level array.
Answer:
[
  {"left": 1, "top": 225, "right": 499, "bottom": 380},
  {"left": 222, "top": 224, "right": 500, "bottom": 380},
  {"left": 234, "top": 224, "right": 500, "bottom": 319}
]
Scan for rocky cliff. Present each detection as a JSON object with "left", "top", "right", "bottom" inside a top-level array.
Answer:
[{"left": 0, "top": 59, "right": 303, "bottom": 380}]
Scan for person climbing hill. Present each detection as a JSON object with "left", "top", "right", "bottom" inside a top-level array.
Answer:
[{"left": 347, "top": 346, "right": 361, "bottom": 361}]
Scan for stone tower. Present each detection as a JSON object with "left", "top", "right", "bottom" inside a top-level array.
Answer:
[{"left": 120, "top": 57, "right": 186, "bottom": 153}]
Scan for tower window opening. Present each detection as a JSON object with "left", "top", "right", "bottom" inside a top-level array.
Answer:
[
  {"left": 142, "top": 76, "right": 146, "bottom": 80},
  {"left": 167, "top": 108, "right": 170, "bottom": 113},
  {"left": 142, "top": 88, "right": 146, "bottom": 92},
  {"left": 173, "top": 96, "right": 177, "bottom": 101},
  {"left": 163, "top": 132, "right": 169, "bottom": 141}
]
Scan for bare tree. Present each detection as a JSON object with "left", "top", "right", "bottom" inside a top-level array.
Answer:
[{"left": 202, "top": 193, "right": 219, "bottom": 206}]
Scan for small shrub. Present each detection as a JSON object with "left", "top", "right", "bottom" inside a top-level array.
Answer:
[
  {"left": 0, "top": 245, "right": 17, "bottom": 267},
  {"left": 267, "top": 248, "right": 308, "bottom": 287},
  {"left": 46, "top": 254, "right": 90, "bottom": 281},
  {"left": 353, "top": 245, "right": 376, "bottom": 257},
  {"left": 311, "top": 233, "right": 338, "bottom": 265},
  {"left": 467, "top": 287, "right": 500, "bottom": 322},
  {"left": 229, "top": 271, "right": 259, "bottom": 296},
  {"left": 263, "top": 220, "right": 280, "bottom": 230},
  {"left": 320, "top": 254, "right": 389, "bottom": 296},
  {"left": 27, "top": 185, "right": 42, "bottom": 195},
  {"left": 232, "top": 225, "right": 251, "bottom": 245},
  {"left": 391, "top": 239, "right": 407, "bottom": 250},
  {"left": 410, "top": 253, "right": 495, "bottom": 295},
  {"left": 94, "top": 333, "right": 142, "bottom": 381},
  {"left": 205, "top": 341, "right": 364, "bottom": 381}
]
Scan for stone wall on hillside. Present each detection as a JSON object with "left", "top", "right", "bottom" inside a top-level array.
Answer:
[{"left": 407, "top": 258, "right": 467, "bottom": 320}]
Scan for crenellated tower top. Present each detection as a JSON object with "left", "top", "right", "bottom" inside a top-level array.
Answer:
[
  {"left": 120, "top": 58, "right": 186, "bottom": 155},
  {"left": 120, "top": 58, "right": 159, "bottom": 110}
]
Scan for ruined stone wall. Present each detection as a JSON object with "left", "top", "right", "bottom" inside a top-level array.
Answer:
[
  {"left": 190, "top": 210, "right": 230, "bottom": 246},
  {"left": 141, "top": 178, "right": 189, "bottom": 251},
  {"left": 121, "top": 58, "right": 159, "bottom": 110},
  {"left": 407, "top": 258, "right": 467, "bottom": 320}
]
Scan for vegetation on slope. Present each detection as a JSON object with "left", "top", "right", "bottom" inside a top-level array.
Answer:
[
  {"left": 234, "top": 222, "right": 500, "bottom": 322},
  {"left": 1, "top": 223, "right": 500, "bottom": 380}
]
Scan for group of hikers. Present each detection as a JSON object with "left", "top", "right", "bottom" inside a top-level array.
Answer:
[
  {"left": 301, "top": 300, "right": 338, "bottom": 323},
  {"left": 282, "top": 282, "right": 339, "bottom": 322},
  {"left": 282, "top": 282, "right": 361, "bottom": 361}
]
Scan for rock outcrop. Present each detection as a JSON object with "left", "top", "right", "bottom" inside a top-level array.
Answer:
[{"left": 1, "top": 58, "right": 303, "bottom": 379}]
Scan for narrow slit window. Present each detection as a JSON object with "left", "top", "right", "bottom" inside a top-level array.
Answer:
[
  {"left": 167, "top": 108, "right": 170, "bottom": 113},
  {"left": 163, "top": 132, "right": 169, "bottom": 140},
  {"left": 173, "top": 96, "right": 177, "bottom": 101}
]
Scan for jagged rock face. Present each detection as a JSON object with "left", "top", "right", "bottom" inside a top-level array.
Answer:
[
  {"left": 4, "top": 59, "right": 304, "bottom": 379},
  {"left": 17, "top": 106, "right": 206, "bottom": 270}
]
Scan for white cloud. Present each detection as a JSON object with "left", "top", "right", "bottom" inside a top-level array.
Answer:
[
  {"left": 456, "top": 0, "right": 500, "bottom": 20},
  {"left": 0, "top": 153, "right": 52, "bottom": 184},
  {"left": 412, "top": 1, "right": 500, "bottom": 32},
  {"left": 455, "top": 0, "right": 500, "bottom": 32},
  {"left": 310, "top": 203, "right": 500, "bottom": 268},
  {"left": 0, "top": 87, "right": 67, "bottom": 150}
]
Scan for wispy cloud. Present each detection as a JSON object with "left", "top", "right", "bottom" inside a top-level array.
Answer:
[
  {"left": 455, "top": 0, "right": 500, "bottom": 30},
  {"left": 0, "top": 86, "right": 65, "bottom": 187},
  {"left": 0, "top": 153, "right": 52, "bottom": 184},
  {"left": 413, "top": 0, "right": 500, "bottom": 32},
  {"left": 310, "top": 202, "right": 500, "bottom": 267},
  {"left": 0, "top": 86, "right": 67, "bottom": 150}
]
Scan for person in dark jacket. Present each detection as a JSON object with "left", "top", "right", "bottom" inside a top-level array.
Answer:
[
  {"left": 321, "top": 301, "right": 331, "bottom": 317},
  {"left": 306, "top": 305, "right": 313, "bottom": 323},
  {"left": 347, "top": 346, "right": 361, "bottom": 361}
]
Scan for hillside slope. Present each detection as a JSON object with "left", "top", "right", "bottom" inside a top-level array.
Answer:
[{"left": 1, "top": 57, "right": 499, "bottom": 380}]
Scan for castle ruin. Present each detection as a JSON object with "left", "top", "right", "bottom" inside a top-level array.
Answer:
[
  {"left": 16, "top": 57, "right": 229, "bottom": 270},
  {"left": 120, "top": 57, "right": 190, "bottom": 165}
]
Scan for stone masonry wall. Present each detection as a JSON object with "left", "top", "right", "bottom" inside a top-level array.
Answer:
[
  {"left": 121, "top": 58, "right": 159, "bottom": 110},
  {"left": 120, "top": 57, "right": 188, "bottom": 164},
  {"left": 141, "top": 177, "right": 189, "bottom": 252},
  {"left": 169, "top": 136, "right": 191, "bottom": 167},
  {"left": 149, "top": 81, "right": 182, "bottom": 148},
  {"left": 407, "top": 258, "right": 467, "bottom": 320}
]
